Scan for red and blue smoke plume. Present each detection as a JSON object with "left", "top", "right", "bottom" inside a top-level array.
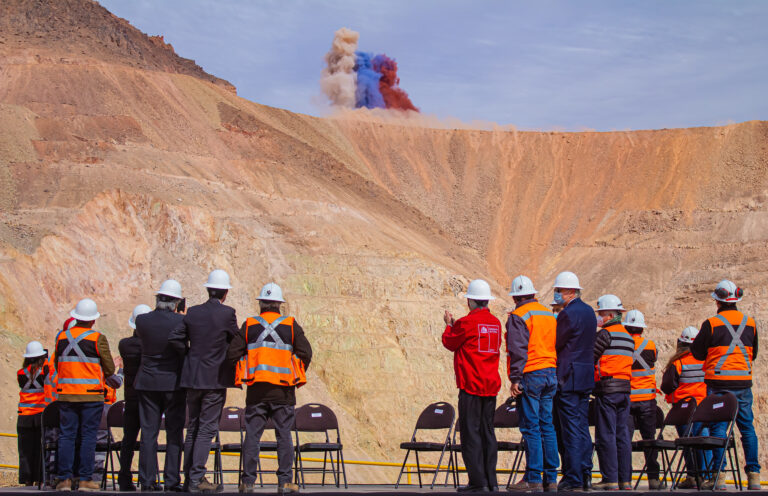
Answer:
[{"left": 321, "top": 28, "right": 419, "bottom": 112}]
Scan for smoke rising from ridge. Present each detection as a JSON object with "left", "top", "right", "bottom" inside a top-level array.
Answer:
[{"left": 320, "top": 27, "right": 359, "bottom": 108}]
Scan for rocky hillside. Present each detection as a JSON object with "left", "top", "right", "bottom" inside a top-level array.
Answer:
[{"left": 0, "top": 0, "right": 766, "bottom": 482}]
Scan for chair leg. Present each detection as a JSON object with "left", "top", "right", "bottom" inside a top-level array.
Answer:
[
  {"left": 340, "top": 450, "right": 348, "bottom": 489},
  {"left": 395, "top": 449, "right": 410, "bottom": 488},
  {"left": 415, "top": 451, "right": 423, "bottom": 488},
  {"left": 431, "top": 447, "right": 448, "bottom": 489}
]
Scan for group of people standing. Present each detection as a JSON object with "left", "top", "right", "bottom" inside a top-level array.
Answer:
[
  {"left": 442, "top": 272, "right": 760, "bottom": 492},
  {"left": 16, "top": 270, "right": 312, "bottom": 494}
]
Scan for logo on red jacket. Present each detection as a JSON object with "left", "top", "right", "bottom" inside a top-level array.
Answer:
[{"left": 477, "top": 324, "right": 500, "bottom": 353}]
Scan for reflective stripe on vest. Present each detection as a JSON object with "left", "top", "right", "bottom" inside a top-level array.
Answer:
[
  {"left": 596, "top": 324, "right": 634, "bottom": 381},
  {"left": 630, "top": 336, "right": 657, "bottom": 401},
  {"left": 604, "top": 332, "right": 635, "bottom": 356},
  {"left": 631, "top": 338, "right": 654, "bottom": 376},
  {"left": 712, "top": 314, "right": 751, "bottom": 376},
  {"left": 680, "top": 363, "right": 704, "bottom": 383},
  {"left": 55, "top": 327, "right": 105, "bottom": 396},
  {"left": 236, "top": 314, "right": 307, "bottom": 388},
  {"left": 19, "top": 366, "right": 47, "bottom": 415},
  {"left": 666, "top": 353, "right": 707, "bottom": 404}
]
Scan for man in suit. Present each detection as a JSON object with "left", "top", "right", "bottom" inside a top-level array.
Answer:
[
  {"left": 116, "top": 304, "right": 151, "bottom": 492},
  {"left": 552, "top": 271, "right": 597, "bottom": 491},
  {"left": 169, "top": 270, "right": 238, "bottom": 493},
  {"left": 135, "top": 281, "right": 187, "bottom": 492}
]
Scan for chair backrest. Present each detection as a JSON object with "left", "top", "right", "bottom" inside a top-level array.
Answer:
[
  {"left": 107, "top": 400, "right": 125, "bottom": 429},
  {"left": 493, "top": 402, "right": 519, "bottom": 429},
  {"left": 294, "top": 403, "right": 339, "bottom": 432},
  {"left": 42, "top": 401, "right": 60, "bottom": 429},
  {"left": 415, "top": 402, "right": 454, "bottom": 430},
  {"left": 219, "top": 406, "right": 244, "bottom": 432},
  {"left": 663, "top": 397, "right": 698, "bottom": 427},
  {"left": 98, "top": 404, "right": 110, "bottom": 432},
  {"left": 691, "top": 392, "right": 738, "bottom": 424}
]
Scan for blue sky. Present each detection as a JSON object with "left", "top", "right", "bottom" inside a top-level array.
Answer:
[{"left": 99, "top": 0, "right": 768, "bottom": 131}]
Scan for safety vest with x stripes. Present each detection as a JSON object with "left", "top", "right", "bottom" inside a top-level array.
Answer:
[
  {"left": 18, "top": 364, "right": 47, "bottom": 415},
  {"left": 235, "top": 312, "right": 307, "bottom": 388},
  {"left": 703, "top": 310, "right": 756, "bottom": 383},
  {"left": 54, "top": 326, "right": 106, "bottom": 397},
  {"left": 630, "top": 334, "right": 657, "bottom": 402}
]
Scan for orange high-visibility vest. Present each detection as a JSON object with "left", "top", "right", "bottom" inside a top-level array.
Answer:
[
  {"left": 18, "top": 365, "right": 47, "bottom": 415},
  {"left": 630, "top": 334, "right": 657, "bottom": 402},
  {"left": 665, "top": 352, "right": 706, "bottom": 405},
  {"left": 235, "top": 312, "right": 307, "bottom": 388},
  {"left": 703, "top": 310, "right": 756, "bottom": 383},
  {"left": 104, "top": 385, "right": 117, "bottom": 404},
  {"left": 511, "top": 301, "right": 557, "bottom": 374},
  {"left": 54, "top": 326, "right": 105, "bottom": 397},
  {"left": 43, "top": 358, "right": 58, "bottom": 404},
  {"left": 595, "top": 323, "right": 634, "bottom": 382}
]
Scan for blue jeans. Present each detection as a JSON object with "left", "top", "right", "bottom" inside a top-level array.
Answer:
[
  {"left": 708, "top": 387, "right": 760, "bottom": 474},
  {"left": 676, "top": 422, "right": 712, "bottom": 477},
  {"left": 519, "top": 368, "right": 559, "bottom": 484},
  {"left": 57, "top": 402, "right": 103, "bottom": 481}
]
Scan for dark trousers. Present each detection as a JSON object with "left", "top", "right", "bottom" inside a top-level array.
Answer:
[
  {"left": 117, "top": 399, "right": 140, "bottom": 486},
  {"left": 458, "top": 390, "right": 497, "bottom": 490},
  {"left": 242, "top": 403, "right": 295, "bottom": 485},
  {"left": 57, "top": 401, "right": 103, "bottom": 481},
  {"left": 17, "top": 415, "right": 42, "bottom": 485},
  {"left": 556, "top": 391, "right": 592, "bottom": 487},
  {"left": 183, "top": 389, "right": 226, "bottom": 484},
  {"left": 594, "top": 392, "right": 632, "bottom": 483},
  {"left": 139, "top": 390, "right": 186, "bottom": 488},
  {"left": 629, "top": 399, "right": 660, "bottom": 479}
]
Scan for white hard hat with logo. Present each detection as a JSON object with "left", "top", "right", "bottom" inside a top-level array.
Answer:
[
  {"left": 257, "top": 282, "right": 285, "bottom": 302},
  {"left": 157, "top": 279, "right": 183, "bottom": 299},
  {"left": 204, "top": 269, "right": 232, "bottom": 290},
  {"left": 508, "top": 275, "right": 537, "bottom": 297},
  {"left": 70, "top": 298, "right": 100, "bottom": 321},
  {"left": 128, "top": 304, "right": 152, "bottom": 329},
  {"left": 465, "top": 279, "right": 495, "bottom": 301},
  {"left": 679, "top": 326, "right": 700, "bottom": 344},
  {"left": 596, "top": 294, "right": 625, "bottom": 312},
  {"left": 23, "top": 341, "right": 47, "bottom": 358},
  {"left": 711, "top": 279, "right": 743, "bottom": 303},
  {"left": 622, "top": 309, "right": 646, "bottom": 328},
  {"left": 554, "top": 271, "right": 582, "bottom": 290}
]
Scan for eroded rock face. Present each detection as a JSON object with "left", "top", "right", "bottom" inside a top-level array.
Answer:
[{"left": 0, "top": 0, "right": 766, "bottom": 482}]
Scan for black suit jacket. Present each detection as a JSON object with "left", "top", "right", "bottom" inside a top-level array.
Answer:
[
  {"left": 169, "top": 299, "right": 238, "bottom": 390},
  {"left": 118, "top": 333, "right": 142, "bottom": 401},
  {"left": 134, "top": 309, "right": 185, "bottom": 391}
]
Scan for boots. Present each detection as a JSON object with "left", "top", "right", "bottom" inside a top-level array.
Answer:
[
  {"left": 747, "top": 472, "right": 761, "bottom": 491},
  {"left": 78, "top": 480, "right": 102, "bottom": 492},
  {"left": 647, "top": 478, "right": 661, "bottom": 490},
  {"left": 54, "top": 479, "right": 73, "bottom": 491},
  {"left": 702, "top": 473, "right": 726, "bottom": 491}
]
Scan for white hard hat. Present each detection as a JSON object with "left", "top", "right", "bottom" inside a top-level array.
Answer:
[
  {"left": 465, "top": 279, "right": 495, "bottom": 301},
  {"left": 256, "top": 282, "right": 285, "bottom": 303},
  {"left": 711, "top": 279, "right": 743, "bottom": 303},
  {"left": 70, "top": 298, "right": 100, "bottom": 321},
  {"left": 508, "top": 275, "right": 537, "bottom": 297},
  {"left": 596, "top": 294, "right": 625, "bottom": 312},
  {"left": 679, "top": 326, "right": 700, "bottom": 344},
  {"left": 128, "top": 304, "right": 152, "bottom": 329},
  {"left": 622, "top": 309, "right": 646, "bottom": 328},
  {"left": 23, "top": 341, "right": 47, "bottom": 358},
  {"left": 204, "top": 269, "right": 232, "bottom": 290},
  {"left": 157, "top": 279, "right": 183, "bottom": 299},
  {"left": 553, "top": 271, "right": 582, "bottom": 290}
]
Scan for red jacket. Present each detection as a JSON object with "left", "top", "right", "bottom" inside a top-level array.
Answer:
[{"left": 442, "top": 307, "right": 502, "bottom": 397}]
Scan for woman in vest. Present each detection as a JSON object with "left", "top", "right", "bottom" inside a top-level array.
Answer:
[
  {"left": 660, "top": 326, "right": 711, "bottom": 489},
  {"left": 17, "top": 341, "right": 51, "bottom": 486}
]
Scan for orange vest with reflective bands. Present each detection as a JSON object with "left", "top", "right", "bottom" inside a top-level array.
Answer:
[
  {"left": 43, "top": 358, "right": 58, "bottom": 404},
  {"left": 18, "top": 365, "right": 47, "bottom": 415},
  {"left": 703, "top": 310, "right": 756, "bottom": 383},
  {"left": 235, "top": 312, "right": 307, "bottom": 388},
  {"left": 54, "top": 326, "right": 106, "bottom": 397},
  {"left": 512, "top": 301, "right": 557, "bottom": 374},
  {"left": 630, "top": 334, "right": 657, "bottom": 402},
  {"left": 665, "top": 352, "right": 706, "bottom": 405},
  {"left": 595, "top": 323, "right": 634, "bottom": 382}
]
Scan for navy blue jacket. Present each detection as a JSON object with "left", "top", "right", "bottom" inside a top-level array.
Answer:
[{"left": 555, "top": 297, "right": 597, "bottom": 393}]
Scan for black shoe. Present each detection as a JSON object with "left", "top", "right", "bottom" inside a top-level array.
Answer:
[
  {"left": 119, "top": 483, "right": 137, "bottom": 492},
  {"left": 141, "top": 483, "right": 163, "bottom": 492},
  {"left": 583, "top": 477, "right": 593, "bottom": 491},
  {"left": 165, "top": 486, "right": 185, "bottom": 492},
  {"left": 557, "top": 482, "right": 582, "bottom": 492},
  {"left": 189, "top": 477, "right": 223, "bottom": 494},
  {"left": 457, "top": 485, "right": 490, "bottom": 493}
]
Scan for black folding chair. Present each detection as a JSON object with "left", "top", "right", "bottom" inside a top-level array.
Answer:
[
  {"left": 395, "top": 401, "right": 455, "bottom": 489},
  {"left": 214, "top": 406, "right": 245, "bottom": 485},
  {"left": 294, "top": 403, "right": 347, "bottom": 488},
  {"left": 629, "top": 405, "right": 667, "bottom": 489},
  {"left": 494, "top": 402, "right": 525, "bottom": 488},
  {"left": 671, "top": 392, "right": 741, "bottom": 491},
  {"left": 40, "top": 402, "right": 60, "bottom": 489}
]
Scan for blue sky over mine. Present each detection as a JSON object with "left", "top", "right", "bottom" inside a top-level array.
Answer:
[{"left": 99, "top": 0, "right": 767, "bottom": 131}]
